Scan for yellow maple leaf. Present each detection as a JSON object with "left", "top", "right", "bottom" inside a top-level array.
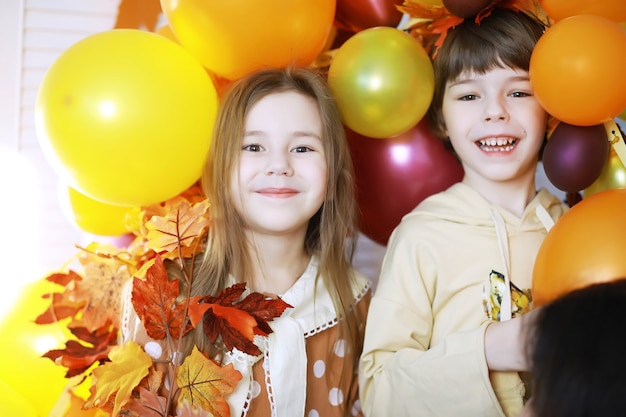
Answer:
[
  {"left": 177, "top": 346, "right": 242, "bottom": 417},
  {"left": 85, "top": 341, "right": 152, "bottom": 416},
  {"left": 146, "top": 200, "right": 210, "bottom": 254}
]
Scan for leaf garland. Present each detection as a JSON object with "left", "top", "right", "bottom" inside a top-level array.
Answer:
[{"left": 36, "top": 183, "right": 292, "bottom": 416}]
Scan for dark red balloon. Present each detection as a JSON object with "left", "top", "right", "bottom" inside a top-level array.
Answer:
[
  {"left": 335, "top": 0, "right": 404, "bottom": 33},
  {"left": 347, "top": 119, "right": 464, "bottom": 245},
  {"left": 542, "top": 122, "right": 609, "bottom": 193},
  {"left": 443, "top": 0, "right": 494, "bottom": 18}
]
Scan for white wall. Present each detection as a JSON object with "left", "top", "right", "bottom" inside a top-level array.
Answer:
[{"left": 0, "top": 0, "right": 121, "bottom": 316}]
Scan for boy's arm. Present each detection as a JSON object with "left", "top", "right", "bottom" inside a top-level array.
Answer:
[
  {"left": 359, "top": 298, "right": 503, "bottom": 417},
  {"left": 358, "top": 228, "right": 505, "bottom": 417}
]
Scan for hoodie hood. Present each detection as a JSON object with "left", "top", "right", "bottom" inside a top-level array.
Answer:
[{"left": 404, "top": 182, "right": 566, "bottom": 233}]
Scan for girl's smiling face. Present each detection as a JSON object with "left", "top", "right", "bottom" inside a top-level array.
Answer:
[{"left": 230, "top": 91, "right": 327, "bottom": 237}]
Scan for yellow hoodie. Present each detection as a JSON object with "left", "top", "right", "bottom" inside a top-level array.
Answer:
[{"left": 359, "top": 182, "right": 568, "bottom": 417}]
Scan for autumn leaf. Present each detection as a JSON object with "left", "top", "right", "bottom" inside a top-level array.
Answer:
[
  {"left": 85, "top": 341, "right": 152, "bottom": 417},
  {"left": 177, "top": 346, "right": 242, "bottom": 417},
  {"left": 234, "top": 291, "right": 292, "bottom": 336},
  {"left": 43, "top": 323, "right": 118, "bottom": 378},
  {"left": 146, "top": 200, "right": 210, "bottom": 255},
  {"left": 46, "top": 269, "right": 83, "bottom": 286},
  {"left": 35, "top": 270, "right": 86, "bottom": 325},
  {"left": 61, "top": 390, "right": 104, "bottom": 417},
  {"left": 123, "top": 387, "right": 167, "bottom": 417},
  {"left": 177, "top": 400, "right": 214, "bottom": 417},
  {"left": 35, "top": 291, "right": 86, "bottom": 325},
  {"left": 191, "top": 283, "right": 292, "bottom": 356},
  {"left": 72, "top": 250, "right": 131, "bottom": 331},
  {"left": 132, "top": 253, "right": 193, "bottom": 340},
  {"left": 125, "top": 187, "right": 206, "bottom": 239}
]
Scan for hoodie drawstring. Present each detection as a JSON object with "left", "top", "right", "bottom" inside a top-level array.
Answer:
[{"left": 489, "top": 209, "right": 513, "bottom": 321}]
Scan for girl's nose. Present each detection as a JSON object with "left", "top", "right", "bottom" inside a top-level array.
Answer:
[{"left": 265, "top": 151, "right": 294, "bottom": 176}]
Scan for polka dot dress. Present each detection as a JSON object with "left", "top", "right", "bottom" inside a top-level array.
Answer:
[{"left": 245, "top": 294, "right": 370, "bottom": 417}]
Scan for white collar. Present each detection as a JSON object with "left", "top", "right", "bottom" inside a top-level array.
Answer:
[{"left": 225, "top": 256, "right": 369, "bottom": 417}]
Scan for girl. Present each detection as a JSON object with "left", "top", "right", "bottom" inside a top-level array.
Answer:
[
  {"left": 123, "top": 67, "right": 371, "bottom": 417},
  {"left": 359, "top": 6, "right": 568, "bottom": 417}
]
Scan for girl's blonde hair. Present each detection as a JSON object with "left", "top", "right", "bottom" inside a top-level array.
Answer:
[{"left": 183, "top": 67, "right": 363, "bottom": 413}]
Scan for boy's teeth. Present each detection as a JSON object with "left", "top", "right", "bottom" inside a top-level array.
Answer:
[
  {"left": 480, "top": 138, "right": 514, "bottom": 146},
  {"left": 477, "top": 138, "right": 517, "bottom": 152}
]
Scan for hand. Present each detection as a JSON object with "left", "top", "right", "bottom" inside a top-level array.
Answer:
[{"left": 484, "top": 308, "right": 542, "bottom": 372}]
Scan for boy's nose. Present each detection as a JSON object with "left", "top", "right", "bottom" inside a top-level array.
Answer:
[{"left": 483, "top": 97, "right": 509, "bottom": 122}]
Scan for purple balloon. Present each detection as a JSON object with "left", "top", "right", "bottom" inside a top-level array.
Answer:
[
  {"left": 443, "top": 0, "right": 494, "bottom": 18},
  {"left": 542, "top": 122, "right": 609, "bottom": 192}
]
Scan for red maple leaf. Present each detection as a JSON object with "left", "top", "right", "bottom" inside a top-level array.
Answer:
[
  {"left": 43, "top": 323, "right": 117, "bottom": 378},
  {"left": 188, "top": 283, "right": 292, "bottom": 356},
  {"left": 132, "top": 254, "right": 194, "bottom": 340}
]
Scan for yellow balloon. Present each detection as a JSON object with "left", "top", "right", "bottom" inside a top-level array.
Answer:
[
  {"left": 36, "top": 29, "right": 218, "bottom": 207},
  {"left": 328, "top": 27, "right": 434, "bottom": 139},
  {"left": 0, "top": 280, "right": 73, "bottom": 416},
  {"left": 0, "top": 379, "right": 38, "bottom": 417},
  {"left": 65, "top": 185, "right": 131, "bottom": 236},
  {"left": 584, "top": 146, "right": 626, "bottom": 197}
]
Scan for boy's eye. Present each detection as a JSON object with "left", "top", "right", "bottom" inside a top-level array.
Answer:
[
  {"left": 242, "top": 144, "right": 263, "bottom": 152},
  {"left": 510, "top": 91, "right": 531, "bottom": 98},
  {"left": 459, "top": 94, "right": 478, "bottom": 101}
]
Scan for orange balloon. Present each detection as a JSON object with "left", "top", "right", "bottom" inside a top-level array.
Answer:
[
  {"left": 539, "top": 0, "right": 626, "bottom": 22},
  {"left": 532, "top": 188, "right": 626, "bottom": 306},
  {"left": 529, "top": 15, "right": 626, "bottom": 126},
  {"left": 160, "top": 0, "right": 336, "bottom": 80},
  {"left": 155, "top": 25, "right": 179, "bottom": 43}
]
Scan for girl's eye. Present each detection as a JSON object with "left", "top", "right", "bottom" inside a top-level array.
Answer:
[
  {"left": 510, "top": 91, "right": 531, "bottom": 98},
  {"left": 459, "top": 94, "right": 478, "bottom": 101},
  {"left": 292, "top": 146, "right": 313, "bottom": 153},
  {"left": 242, "top": 144, "right": 263, "bottom": 152}
]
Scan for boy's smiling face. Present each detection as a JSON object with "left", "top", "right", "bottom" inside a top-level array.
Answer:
[{"left": 441, "top": 66, "right": 548, "bottom": 188}]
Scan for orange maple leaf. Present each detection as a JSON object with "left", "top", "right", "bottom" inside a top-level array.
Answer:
[
  {"left": 35, "top": 270, "right": 85, "bottom": 325},
  {"left": 146, "top": 200, "right": 210, "bottom": 257},
  {"left": 85, "top": 341, "right": 152, "bottom": 417},
  {"left": 123, "top": 387, "right": 167, "bottom": 417},
  {"left": 132, "top": 253, "right": 194, "bottom": 340},
  {"left": 176, "top": 346, "right": 242, "bottom": 417},
  {"left": 189, "top": 283, "right": 292, "bottom": 356}
]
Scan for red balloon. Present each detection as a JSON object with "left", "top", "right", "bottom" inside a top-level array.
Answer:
[
  {"left": 443, "top": 0, "right": 493, "bottom": 18},
  {"left": 348, "top": 119, "right": 464, "bottom": 245},
  {"left": 335, "top": 0, "right": 404, "bottom": 33},
  {"left": 542, "top": 122, "right": 609, "bottom": 192}
]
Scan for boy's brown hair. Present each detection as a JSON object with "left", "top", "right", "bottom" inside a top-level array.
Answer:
[{"left": 427, "top": 8, "right": 547, "bottom": 140}]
